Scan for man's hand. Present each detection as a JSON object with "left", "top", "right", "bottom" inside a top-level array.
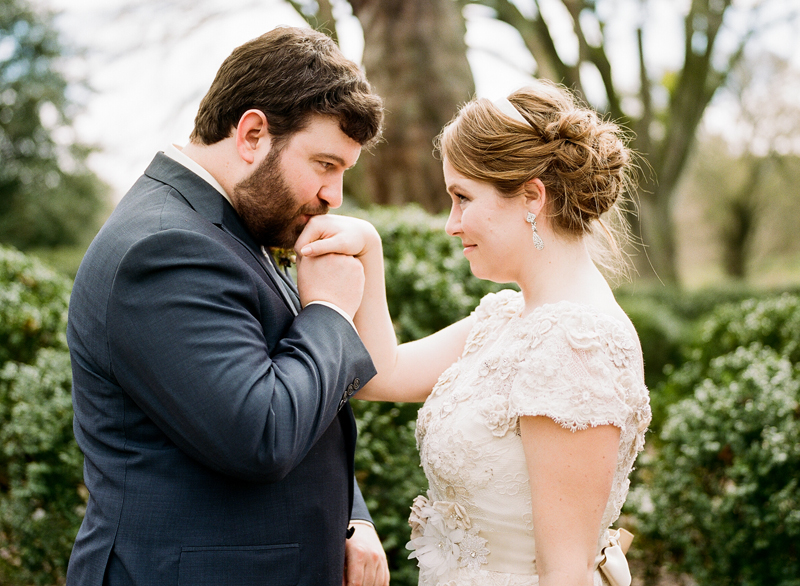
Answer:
[
  {"left": 343, "top": 522, "right": 390, "bottom": 586},
  {"left": 295, "top": 215, "right": 380, "bottom": 259},
  {"left": 295, "top": 252, "right": 365, "bottom": 319}
]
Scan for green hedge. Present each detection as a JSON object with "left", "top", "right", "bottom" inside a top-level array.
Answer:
[
  {"left": 628, "top": 295, "right": 800, "bottom": 586},
  {"left": 0, "top": 246, "right": 70, "bottom": 365},
  {"left": 4, "top": 210, "right": 800, "bottom": 586},
  {"left": 352, "top": 401, "right": 425, "bottom": 586},
  {"left": 0, "top": 246, "right": 82, "bottom": 585},
  {"left": 616, "top": 288, "right": 800, "bottom": 436}
]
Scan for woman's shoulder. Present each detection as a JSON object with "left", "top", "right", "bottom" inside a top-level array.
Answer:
[
  {"left": 524, "top": 300, "right": 641, "bottom": 358},
  {"left": 509, "top": 300, "right": 650, "bottom": 433},
  {"left": 469, "top": 291, "right": 644, "bottom": 373}
]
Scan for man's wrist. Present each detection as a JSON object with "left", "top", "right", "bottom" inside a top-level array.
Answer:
[{"left": 349, "top": 519, "right": 374, "bottom": 528}]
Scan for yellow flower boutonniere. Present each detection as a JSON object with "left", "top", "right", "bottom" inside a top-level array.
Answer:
[{"left": 270, "top": 247, "right": 297, "bottom": 269}]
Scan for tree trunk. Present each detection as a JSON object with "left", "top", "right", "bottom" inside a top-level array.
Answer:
[
  {"left": 633, "top": 182, "right": 679, "bottom": 284},
  {"left": 348, "top": 0, "right": 475, "bottom": 212},
  {"left": 720, "top": 156, "right": 767, "bottom": 279}
]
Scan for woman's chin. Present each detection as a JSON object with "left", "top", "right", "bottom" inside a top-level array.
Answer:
[
  {"left": 467, "top": 263, "right": 484, "bottom": 280},
  {"left": 469, "top": 264, "right": 508, "bottom": 284}
]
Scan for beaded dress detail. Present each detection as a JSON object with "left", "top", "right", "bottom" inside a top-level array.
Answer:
[{"left": 407, "top": 290, "right": 651, "bottom": 586}]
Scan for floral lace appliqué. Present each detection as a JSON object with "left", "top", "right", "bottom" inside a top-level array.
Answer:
[
  {"left": 495, "top": 472, "right": 526, "bottom": 496},
  {"left": 478, "top": 393, "right": 514, "bottom": 437},
  {"left": 423, "top": 429, "right": 479, "bottom": 484},
  {"left": 407, "top": 493, "right": 489, "bottom": 581},
  {"left": 463, "top": 290, "right": 522, "bottom": 355}
]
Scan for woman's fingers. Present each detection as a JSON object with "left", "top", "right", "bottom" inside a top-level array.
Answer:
[
  {"left": 299, "top": 234, "right": 346, "bottom": 257},
  {"left": 296, "top": 215, "right": 375, "bottom": 257}
]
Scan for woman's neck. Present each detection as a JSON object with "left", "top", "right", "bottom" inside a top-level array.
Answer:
[{"left": 517, "top": 235, "right": 608, "bottom": 316}]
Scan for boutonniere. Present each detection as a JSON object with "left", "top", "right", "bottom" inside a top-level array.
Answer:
[{"left": 270, "top": 247, "right": 297, "bottom": 269}]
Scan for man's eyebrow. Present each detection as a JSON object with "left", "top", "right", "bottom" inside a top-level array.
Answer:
[{"left": 315, "top": 152, "right": 354, "bottom": 169}]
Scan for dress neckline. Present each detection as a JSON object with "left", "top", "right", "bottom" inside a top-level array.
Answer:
[{"left": 498, "top": 292, "right": 639, "bottom": 347}]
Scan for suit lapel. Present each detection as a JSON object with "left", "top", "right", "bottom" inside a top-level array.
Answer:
[
  {"left": 144, "top": 153, "right": 300, "bottom": 316},
  {"left": 217, "top": 203, "right": 300, "bottom": 316},
  {"left": 265, "top": 252, "right": 302, "bottom": 314},
  {"left": 272, "top": 256, "right": 301, "bottom": 298}
]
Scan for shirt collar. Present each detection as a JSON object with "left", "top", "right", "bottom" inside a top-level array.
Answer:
[{"left": 163, "top": 143, "right": 232, "bottom": 205}]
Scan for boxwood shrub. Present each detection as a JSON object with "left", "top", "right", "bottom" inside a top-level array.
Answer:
[
  {"left": 628, "top": 295, "right": 800, "bottom": 586},
  {"left": 0, "top": 245, "right": 83, "bottom": 585}
]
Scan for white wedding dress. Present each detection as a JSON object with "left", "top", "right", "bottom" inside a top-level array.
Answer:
[{"left": 407, "top": 291, "right": 651, "bottom": 586}]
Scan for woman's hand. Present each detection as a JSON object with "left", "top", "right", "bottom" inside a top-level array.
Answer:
[
  {"left": 294, "top": 213, "right": 472, "bottom": 404},
  {"left": 295, "top": 214, "right": 380, "bottom": 260}
]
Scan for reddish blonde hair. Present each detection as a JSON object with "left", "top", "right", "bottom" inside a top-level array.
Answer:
[{"left": 437, "top": 81, "right": 636, "bottom": 273}]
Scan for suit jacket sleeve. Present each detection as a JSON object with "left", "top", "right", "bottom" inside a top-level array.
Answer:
[
  {"left": 106, "top": 228, "right": 376, "bottom": 482},
  {"left": 351, "top": 477, "right": 371, "bottom": 522}
]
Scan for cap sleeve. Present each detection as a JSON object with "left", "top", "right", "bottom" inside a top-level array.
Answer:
[{"left": 508, "top": 306, "right": 639, "bottom": 432}]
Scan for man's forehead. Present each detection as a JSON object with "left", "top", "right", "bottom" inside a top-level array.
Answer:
[{"left": 290, "top": 117, "right": 361, "bottom": 165}]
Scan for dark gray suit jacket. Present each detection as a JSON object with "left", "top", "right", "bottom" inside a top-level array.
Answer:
[{"left": 66, "top": 153, "right": 376, "bottom": 586}]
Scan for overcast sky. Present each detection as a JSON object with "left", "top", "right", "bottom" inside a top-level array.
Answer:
[{"left": 41, "top": 0, "right": 799, "bottom": 202}]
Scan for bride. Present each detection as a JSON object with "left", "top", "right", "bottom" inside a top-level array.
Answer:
[{"left": 296, "top": 81, "right": 651, "bottom": 586}]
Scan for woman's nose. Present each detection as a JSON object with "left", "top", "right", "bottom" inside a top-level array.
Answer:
[{"left": 445, "top": 205, "right": 460, "bottom": 236}]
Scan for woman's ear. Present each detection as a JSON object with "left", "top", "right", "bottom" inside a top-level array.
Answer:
[
  {"left": 235, "top": 109, "right": 270, "bottom": 164},
  {"left": 523, "top": 178, "right": 546, "bottom": 215}
]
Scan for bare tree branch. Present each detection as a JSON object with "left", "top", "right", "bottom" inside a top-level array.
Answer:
[
  {"left": 286, "top": 0, "right": 339, "bottom": 44},
  {"left": 635, "top": 25, "right": 653, "bottom": 158},
  {"left": 107, "top": 0, "right": 270, "bottom": 58},
  {"left": 568, "top": 0, "right": 624, "bottom": 116},
  {"left": 469, "top": 0, "right": 580, "bottom": 87}
]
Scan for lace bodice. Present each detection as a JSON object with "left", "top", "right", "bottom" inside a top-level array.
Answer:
[{"left": 407, "top": 290, "right": 651, "bottom": 586}]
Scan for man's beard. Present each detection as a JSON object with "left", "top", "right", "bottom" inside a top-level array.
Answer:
[{"left": 231, "top": 146, "right": 327, "bottom": 249}]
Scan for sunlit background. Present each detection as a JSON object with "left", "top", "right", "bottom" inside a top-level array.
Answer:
[
  {"left": 44, "top": 0, "right": 799, "bottom": 200},
  {"left": 3, "top": 3, "right": 800, "bottom": 585},
  {"left": 14, "top": 0, "right": 796, "bottom": 289}
]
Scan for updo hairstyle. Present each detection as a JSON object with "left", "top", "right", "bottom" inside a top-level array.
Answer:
[{"left": 436, "top": 81, "right": 634, "bottom": 244}]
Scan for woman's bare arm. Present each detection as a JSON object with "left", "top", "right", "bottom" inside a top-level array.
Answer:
[
  {"left": 520, "top": 416, "right": 620, "bottom": 586},
  {"left": 296, "top": 215, "right": 472, "bottom": 402}
]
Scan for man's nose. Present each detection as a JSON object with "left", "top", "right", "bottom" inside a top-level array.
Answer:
[{"left": 318, "top": 181, "right": 343, "bottom": 209}]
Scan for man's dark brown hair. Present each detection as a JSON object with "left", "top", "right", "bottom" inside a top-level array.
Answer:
[{"left": 190, "top": 26, "right": 383, "bottom": 147}]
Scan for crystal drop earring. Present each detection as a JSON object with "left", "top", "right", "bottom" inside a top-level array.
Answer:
[{"left": 526, "top": 212, "right": 544, "bottom": 250}]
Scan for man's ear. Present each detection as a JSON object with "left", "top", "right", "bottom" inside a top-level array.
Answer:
[
  {"left": 235, "top": 109, "right": 270, "bottom": 164},
  {"left": 523, "top": 178, "right": 546, "bottom": 215}
]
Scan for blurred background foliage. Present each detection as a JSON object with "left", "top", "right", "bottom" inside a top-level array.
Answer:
[
  {"left": 3, "top": 0, "right": 800, "bottom": 584},
  {"left": 0, "top": 0, "right": 109, "bottom": 256},
  {"left": 3, "top": 0, "right": 800, "bottom": 287},
  {"left": 626, "top": 295, "right": 800, "bottom": 586},
  {"left": 287, "top": 0, "right": 800, "bottom": 286},
  {"left": 0, "top": 246, "right": 84, "bottom": 585}
]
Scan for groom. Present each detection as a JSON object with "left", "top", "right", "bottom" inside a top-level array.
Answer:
[{"left": 66, "top": 27, "right": 388, "bottom": 586}]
